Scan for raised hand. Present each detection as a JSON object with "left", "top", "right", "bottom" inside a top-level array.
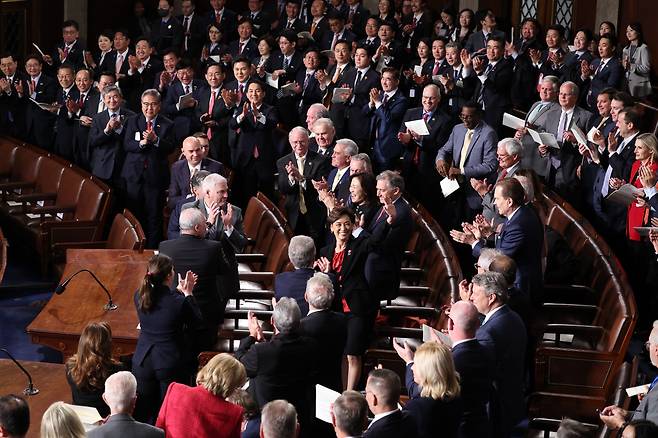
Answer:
[
  {"left": 220, "top": 203, "right": 234, "bottom": 228},
  {"left": 314, "top": 257, "right": 331, "bottom": 273},
  {"left": 177, "top": 270, "right": 198, "bottom": 296}
]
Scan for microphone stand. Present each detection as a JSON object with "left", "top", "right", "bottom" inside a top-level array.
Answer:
[
  {"left": 55, "top": 269, "right": 118, "bottom": 311},
  {"left": 0, "top": 348, "right": 39, "bottom": 395}
]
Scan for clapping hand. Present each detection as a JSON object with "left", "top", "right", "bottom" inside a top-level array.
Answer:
[
  {"left": 449, "top": 226, "right": 476, "bottom": 246},
  {"left": 206, "top": 200, "right": 221, "bottom": 225},
  {"left": 639, "top": 164, "right": 657, "bottom": 189},
  {"left": 285, "top": 160, "right": 303, "bottom": 181},
  {"left": 458, "top": 279, "right": 473, "bottom": 301},
  {"left": 177, "top": 270, "right": 198, "bottom": 296},
  {"left": 609, "top": 177, "right": 625, "bottom": 191},
  {"left": 314, "top": 257, "right": 331, "bottom": 273},
  {"left": 393, "top": 338, "right": 414, "bottom": 364},
  {"left": 473, "top": 214, "right": 494, "bottom": 238},
  {"left": 312, "top": 177, "right": 329, "bottom": 192},
  {"left": 220, "top": 203, "right": 234, "bottom": 228},
  {"left": 382, "top": 193, "right": 397, "bottom": 224},
  {"left": 470, "top": 178, "right": 491, "bottom": 197},
  {"left": 248, "top": 311, "right": 265, "bottom": 341}
]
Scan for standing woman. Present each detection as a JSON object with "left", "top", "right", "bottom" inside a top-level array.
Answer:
[
  {"left": 254, "top": 36, "right": 276, "bottom": 81},
  {"left": 456, "top": 9, "right": 475, "bottom": 46},
  {"left": 377, "top": 0, "right": 396, "bottom": 27},
  {"left": 133, "top": 253, "right": 201, "bottom": 424},
  {"left": 434, "top": 7, "right": 457, "bottom": 41},
  {"left": 316, "top": 202, "right": 396, "bottom": 390},
  {"left": 65, "top": 321, "right": 124, "bottom": 418},
  {"left": 623, "top": 23, "right": 652, "bottom": 99},
  {"left": 84, "top": 30, "right": 114, "bottom": 77},
  {"left": 200, "top": 24, "right": 229, "bottom": 72},
  {"left": 404, "top": 38, "right": 432, "bottom": 106}
]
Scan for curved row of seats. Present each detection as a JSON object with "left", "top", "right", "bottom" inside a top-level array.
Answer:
[{"left": 0, "top": 137, "right": 112, "bottom": 273}]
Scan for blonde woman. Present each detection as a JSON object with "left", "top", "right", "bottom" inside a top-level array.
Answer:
[
  {"left": 404, "top": 342, "right": 462, "bottom": 438},
  {"left": 40, "top": 401, "right": 85, "bottom": 438},
  {"left": 156, "top": 353, "right": 246, "bottom": 438}
]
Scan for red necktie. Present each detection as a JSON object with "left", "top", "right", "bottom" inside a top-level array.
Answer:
[
  {"left": 63, "top": 46, "right": 69, "bottom": 58},
  {"left": 238, "top": 84, "right": 244, "bottom": 102},
  {"left": 413, "top": 112, "right": 430, "bottom": 165},
  {"left": 78, "top": 94, "right": 85, "bottom": 108},
  {"left": 498, "top": 168, "right": 508, "bottom": 182},
  {"left": 207, "top": 90, "right": 216, "bottom": 139},
  {"left": 216, "top": 11, "right": 222, "bottom": 24},
  {"left": 432, "top": 61, "right": 440, "bottom": 76},
  {"left": 146, "top": 120, "right": 153, "bottom": 131}
]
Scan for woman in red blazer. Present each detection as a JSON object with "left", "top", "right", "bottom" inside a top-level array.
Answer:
[
  {"left": 626, "top": 133, "right": 658, "bottom": 241},
  {"left": 156, "top": 353, "right": 246, "bottom": 438}
]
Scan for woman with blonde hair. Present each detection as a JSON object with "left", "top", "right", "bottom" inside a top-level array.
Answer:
[
  {"left": 156, "top": 353, "right": 246, "bottom": 438},
  {"left": 65, "top": 321, "right": 123, "bottom": 417},
  {"left": 40, "top": 401, "right": 85, "bottom": 438},
  {"left": 404, "top": 342, "right": 462, "bottom": 438}
]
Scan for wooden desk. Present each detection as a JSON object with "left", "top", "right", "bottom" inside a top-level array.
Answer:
[
  {"left": 0, "top": 359, "right": 70, "bottom": 438},
  {"left": 27, "top": 249, "right": 154, "bottom": 359}
]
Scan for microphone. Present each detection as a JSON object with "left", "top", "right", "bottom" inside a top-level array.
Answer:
[
  {"left": 55, "top": 269, "right": 118, "bottom": 311},
  {"left": 0, "top": 349, "right": 39, "bottom": 395}
]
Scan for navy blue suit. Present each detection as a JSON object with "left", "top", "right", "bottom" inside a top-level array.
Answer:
[
  {"left": 88, "top": 107, "right": 135, "bottom": 182},
  {"left": 475, "top": 305, "right": 526, "bottom": 438},
  {"left": 343, "top": 67, "right": 381, "bottom": 147},
  {"left": 473, "top": 204, "right": 544, "bottom": 302},
  {"left": 366, "top": 89, "right": 408, "bottom": 170},
  {"left": 471, "top": 58, "right": 514, "bottom": 130},
  {"left": 167, "top": 157, "right": 225, "bottom": 209},
  {"left": 326, "top": 167, "right": 351, "bottom": 206},
  {"left": 582, "top": 57, "right": 624, "bottom": 109},
  {"left": 162, "top": 79, "right": 204, "bottom": 143},
  {"left": 363, "top": 410, "right": 419, "bottom": 438},
  {"left": 274, "top": 267, "right": 316, "bottom": 316},
  {"left": 53, "top": 86, "right": 80, "bottom": 161},
  {"left": 24, "top": 74, "right": 58, "bottom": 151},
  {"left": 205, "top": 8, "right": 238, "bottom": 43},
  {"left": 121, "top": 113, "right": 175, "bottom": 248},
  {"left": 229, "top": 38, "right": 259, "bottom": 62},
  {"left": 404, "top": 394, "right": 461, "bottom": 438}
]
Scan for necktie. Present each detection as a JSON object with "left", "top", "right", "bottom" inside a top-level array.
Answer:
[
  {"left": 303, "top": 73, "right": 311, "bottom": 94},
  {"left": 332, "top": 65, "right": 343, "bottom": 83},
  {"left": 146, "top": 120, "right": 153, "bottom": 131},
  {"left": 432, "top": 60, "right": 440, "bottom": 76},
  {"left": 413, "top": 112, "right": 430, "bottom": 165},
  {"left": 207, "top": 90, "right": 216, "bottom": 139},
  {"left": 216, "top": 11, "right": 222, "bottom": 23},
  {"left": 238, "top": 84, "right": 244, "bottom": 102},
  {"left": 287, "top": 20, "right": 292, "bottom": 29},
  {"left": 297, "top": 157, "right": 307, "bottom": 214},
  {"left": 595, "top": 60, "right": 606, "bottom": 76},
  {"left": 484, "top": 63, "right": 494, "bottom": 75},
  {"left": 63, "top": 46, "right": 70, "bottom": 58},
  {"left": 527, "top": 102, "right": 547, "bottom": 125},
  {"left": 412, "top": 17, "right": 417, "bottom": 28},
  {"left": 239, "top": 42, "right": 245, "bottom": 54},
  {"left": 354, "top": 70, "right": 362, "bottom": 89},
  {"left": 498, "top": 168, "right": 508, "bottom": 182},
  {"left": 185, "top": 85, "right": 190, "bottom": 95},
  {"left": 348, "top": 9, "right": 355, "bottom": 23},
  {"left": 311, "top": 21, "right": 317, "bottom": 35},
  {"left": 78, "top": 93, "right": 85, "bottom": 107},
  {"left": 602, "top": 139, "right": 628, "bottom": 196},
  {"left": 98, "top": 99, "right": 105, "bottom": 113},
  {"left": 183, "top": 16, "right": 189, "bottom": 31},
  {"left": 557, "top": 111, "right": 568, "bottom": 140},
  {"left": 381, "top": 93, "right": 388, "bottom": 105},
  {"left": 116, "top": 53, "right": 123, "bottom": 75},
  {"left": 251, "top": 12, "right": 257, "bottom": 20},
  {"left": 459, "top": 129, "right": 474, "bottom": 170},
  {"left": 331, "top": 33, "right": 339, "bottom": 51},
  {"left": 283, "top": 56, "right": 290, "bottom": 70}
]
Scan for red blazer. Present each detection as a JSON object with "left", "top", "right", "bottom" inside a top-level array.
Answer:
[
  {"left": 627, "top": 160, "right": 658, "bottom": 241},
  {"left": 156, "top": 383, "right": 243, "bottom": 438}
]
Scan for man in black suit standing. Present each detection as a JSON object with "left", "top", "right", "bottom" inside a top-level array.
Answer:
[
  {"left": 0, "top": 53, "right": 28, "bottom": 139},
  {"left": 70, "top": 68, "right": 100, "bottom": 168},
  {"left": 159, "top": 208, "right": 230, "bottom": 352},
  {"left": 320, "top": 11, "right": 357, "bottom": 52},
  {"left": 273, "top": 1, "right": 307, "bottom": 37},
  {"left": 88, "top": 85, "right": 135, "bottom": 186},
  {"left": 464, "top": 9, "right": 506, "bottom": 54},
  {"left": 470, "top": 272, "right": 526, "bottom": 438},
  {"left": 196, "top": 63, "right": 233, "bottom": 164},
  {"left": 22, "top": 55, "right": 58, "bottom": 151},
  {"left": 362, "top": 368, "right": 418, "bottom": 438},
  {"left": 242, "top": 0, "right": 272, "bottom": 38},
  {"left": 277, "top": 126, "right": 331, "bottom": 244},
  {"left": 120, "top": 88, "right": 175, "bottom": 248},
  {"left": 179, "top": 0, "right": 206, "bottom": 60},
  {"left": 207, "top": 0, "right": 238, "bottom": 43},
  {"left": 236, "top": 298, "right": 319, "bottom": 432},
  {"left": 150, "top": 0, "right": 183, "bottom": 57},
  {"left": 275, "top": 235, "right": 317, "bottom": 316},
  {"left": 269, "top": 30, "right": 304, "bottom": 129},
  {"left": 365, "top": 171, "right": 413, "bottom": 300},
  {"left": 123, "top": 38, "right": 164, "bottom": 111},
  {"left": 42, "top": 20, "right": 86, "bottom": 72},
  {"left": 343, "top": 46, "right": 380, "bottom": 150},
  {"left": 400, "top": 0, "right": 433, "bottom": 52},
  {"left": 168, "top": 136, "right": 224, "bottom": 209},
  {"left": 227, "top": 18, "right": 260, "bottom": 63},
  {"left": 162, "top": 59, "right": 204, "bottom": 143},
  {"left": 53, "top": 64, "right": 79, "bottom": 161},
  {"left": 399, "top": 84, "right": 453, "bottom": 214},
  {"left": 344, "top": 0, "right": 369, "bottom": 39}
]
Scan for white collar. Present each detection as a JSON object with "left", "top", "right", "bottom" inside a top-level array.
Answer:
[
  {"left": 451, "top": 337, "right": 476, "bottom": 349},
  {"left": 357, "top": 66, "right": 370, "bottom": 75},
  {"left": 369, "top": 409, "right": 399, "bottom": 428},
  {"left": 188, "top": 162, "right": 202, "bottom": 173},
  {"left": 306, "top": 308, "right": 322, "bottom": 316},
  {"left": 505, "top": 161, "right": 520, "bottom": 174},
  {"left": 215, "top": 7, "right": 224, "bottom": 15},
  {"left": 506, "top": 205, "right": 521, "bottom": 221},
  {"left": 383, "top": 89, "right": 397, "bottom": 98},
  {"left": 482, "top": 304, "right": 504, "bottom": 325}
]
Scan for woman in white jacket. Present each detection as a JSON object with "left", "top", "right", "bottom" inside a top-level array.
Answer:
[{"left": 622, "top": 22, "right": 652, "bottom": 98}]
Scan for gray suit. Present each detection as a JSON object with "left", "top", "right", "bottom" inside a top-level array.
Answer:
[
  {"left": 532, "top": 105, "right": 592, "bottom": 197},
  {"left": 481, "top": 163, "right": 522, "bottom": 227},
  {"left": 87, "top": 414, "right": 164, "bottom": 438},
  {"left": 632, "top": 384, "right": 658, "bottom": 424},
  {"left": 623, "top": 43, "right": 652, "bottom": 98},
  {"left": 521, "top": 100, "right": 557, "bottom": 178},
  {"left": 436, "top": 121, "right": 498, "bottom": 210}
]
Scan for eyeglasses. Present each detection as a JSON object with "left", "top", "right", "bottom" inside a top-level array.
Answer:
[
  {"left": 473, "top": 263, "right": 480, "bottom": 270},
  {"left": 646, "top": 341, "right": 653, "bottom": 351},
  {"left": 141, "top": 102, "right": 159, "bottom": 107}
]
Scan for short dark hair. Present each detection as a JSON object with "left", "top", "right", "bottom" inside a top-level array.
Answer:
[
  {"left": 598, "top": 32, "right": 617, "bottom": 50},
  {"left": 327, "top": 10, "right": 345, "bottom": 21},
  {"left": 25, "top": 54, "right": 42, "bottom": 65},
  {"left": 135, "top": 36, "right": 151, "bottom": 47},
  {"left": 0, "top": 395, "right": 29, "bottom": 437},
  {"left": 175, "top": 58, "right": 193, "bottom": 70},
  {"left": 247, "top": 80, "right": 264, "bottom": 91},
  {"left": 462, "top": 101, "right": 482, "bottom": 114},
  {"left": 574, "top": 28, "right": 594, "bottom": 43},
  {"left": 62, "top": 19, "right": 79, "bottom": 30},
  {"left": 114, "top": 28, "right": 130, "bottom": 39},
  {"left": 546, "top": 24, "right": 565, "bottom": 39},
  {"left": 233, "top": 57, "right": 252, "bottom": 68},
  {"left": 613, "top": 91, "right": 635, "bottom": 108},
  {"left": 238, "top": 17, "right": 254, "bottom": 27},
  {"left": 98, "top": 71, "right": 117, "bottom": 82},
  {"left": 619, "top": 108, "right": 641, "bottom": 129},
  {"left": 495, "top": 178, "right": 525, "bottom": 207},
  {"left": 328, "top": 207, "right": 356, "bottom": 225},
  {"left": 381, "top": 67, "right": 399, "bottom": 81}
]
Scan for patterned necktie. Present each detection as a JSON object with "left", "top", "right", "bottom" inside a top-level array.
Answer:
[
  {"left": 459, "top": 129, "right": 474, "bottom": 170},
  {"left": 432, "top": 60, "right": 440, "bottom": 76},
  {"left": 283, "top": 56, "right": 290, "bottom": 70},
  {"left": 116, "top": 53, "right": 123, "bottom": 75},
  {"left": 207, "top": 90, "right": 216, "bottom": 139},
  {"left": 297, "top": 157, "right": 307, "bottom": 214}
]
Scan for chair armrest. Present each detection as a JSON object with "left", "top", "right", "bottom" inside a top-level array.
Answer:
[
  {"left": 542, "top": 284, "right": 597, "bottom": 305},
  {"left": 224, "top": 309, "right": 273, "bottom": 320},
  {"left": 11, "top": 192, "right": 57, "bottom": 202},
  {"left": 0, "top": 181, "right": 35, "bottom": 191},
  {"left": 236, "top": 253, "right": 267, "bottom": 262},
  {"left": 375, "top": 326, "right": 423, "bottom": 340},
  {"left": 237, "top": 290, "right": 275, "bottom": 300},
  {"left": 239, "top": 272, "right": 275, "bottom": 281},
  {"left": 398, "top": 286, "right": 431, "bottom": 296},
  {"left": 379, "top": 305, "right": 440, "bottom": 320},
  {"left": 26, "top": 205, "right": 76, "bottom": 215},
  {"left": 540, "top": 303, "right": 599, "bottom": 324},
  {"left": 400, "top": 267, "right": 423, "bottom": 277},
  {"left": 542, "top": 323, "right": 604, "bottom": 345}
]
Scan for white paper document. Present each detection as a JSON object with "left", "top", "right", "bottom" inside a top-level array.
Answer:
[
  {"left": 440, "top": 177, "right": 460, "bottom": 197},
  {"left": 404, "top": 119, "right": 430, "bottom": 136},
  {"left": 332, "top": 88, "right": 351, "bottom": 104},
  {"left": 422, "top": 324, "right": 452, "bottom": 347},
  {"left": 316, "top": 384, "right": 341, "bottom": 423},
  {"left": 503, "top": 112, "right": 525, "bottom": 130},
  {"left": 626, "top": 384, "right": 650, "bottom": 397},
  {"left": 297, "top": 31, "right": 314, "bottom": 42},
  {"left": 527, "top": 128, "right": 559, "bottom": 149},
  {"left": 32, "top": 43, "right": 46, "bottom": 57},
  {"left": 413, "top": 65, "right": 423, "bottom": 76},
  {"left": 209, "top": 55, "right": 221, "bottom": 63},
  {"left": 66, "top": 403, "right": 102, "bottom": 425},
  {"left": 587, "top": 126, "right": 600, "bottom": 142},
  {"left": 571, "top": 125, "right": 588, "bottom": 146},
  {"left": 279, "top": 82, "right": 297, "bottom": 97},
  {"left": 542, "top": 333, "right": 575, "bottom": 343},
  {"left": 177, "top": 92, "right": 195, "bottom": 107},
  {"left": 29, "top": 98, "right": 59, "bottom": 112},
  {"left": 606, "top": 184, "right": 644, "bottom": 206},
  {"left": 265, "top": 73, "right": 279, "bottom": 89}
]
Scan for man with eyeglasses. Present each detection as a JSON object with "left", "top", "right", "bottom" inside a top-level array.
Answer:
[
  {"left": 121, "top": 88, "right": 175, "bottom": 248},
  {"left": 600, "top": 320, "right": 658, "bottom": 431},
  {"left": 435, "top": 101, "right": 498, "bottom": 224}
]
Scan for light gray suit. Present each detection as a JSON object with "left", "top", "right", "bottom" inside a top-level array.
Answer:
[
  {"left": 436, "top": 121, "right": 498, "bottom": 210},
  {"left": 632, "top": 384, "right": 658, "bottom": 424},
  {"left": 521, "top": 100, "right": 558, "bottom": 178},
  {"left": 623, "top": 43, "right": 652, "bottom": 98},
  {"left": 87, "top": 414, "right": 164, "bottom": 438}
]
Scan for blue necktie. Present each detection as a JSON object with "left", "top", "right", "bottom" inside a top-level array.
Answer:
[{"left": 649, "top": 376, "right": 658, "bottom": 391}]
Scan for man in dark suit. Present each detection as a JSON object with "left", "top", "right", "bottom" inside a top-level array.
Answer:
[
  {"left": 371, "top": 22, "right": 406, "bottom": 71},
  {"left": 120, "top": 88, "right": 175, "bottom": 248},
  {"left": 325, "top": 138, "right": 357, "bottom": 205},
  {"left": 178, "top": 0, "right": 206, "bottom": 60},
  {"left": 464, "top": 9, "right": 506, "bottom": 54},
  {"left": 269, "top": 30, "right": 304, "bottom": 128},
  {"left": 102, "top": 30, "right": 133, "bottom": 85},
  {"left": 399, "top": 84, "right": 453, "bottom": 214},
  {"left": 88, "top": 371, "right": 164, "bottom": 438},
  {"left": 0, "top": 53, "right": 29, "bottom": 139},
  {"left": 294, "top": 49, "right": 324, "bottom": 124},
  {"left": 53, "top": 64, "right": 79, "bottom": 161},
  {"left": 320, "top": 11, "right": 357, "bottom": 52},
  {"left": 273, "top": 1, "right": 307, "bottom": 37},
  {"left": 242, "top": 0, "right": 272, "bottom": 38},
  {"left": 359, "top": 16, "right": 381, "bottom": 49},
  {"left": 168, "top": 169, "right": 209, "bottom": 239},
  {"left": 422, "top": 38, "right": 450, "bottom": 81},
  {"left": 88, "top": 86, "right": 135, "bottom": 185},
  {"left": 123, "top": 38, "right": 164, "bottom": 111},
  {"left": 367, "top": 68, "right": 408, "bottom": 171},
  {"left": 436, "top": 102, "right": 498, "bottom": 223},
  {"left": 466, "top": 178, "right": 544, "bottom": 301},
  {"left": 441, "top": 42, "right": 476, "bottom": 119},
  {"left": 320, "top": 40, "right": 354, "bottom": 139},
  {"left": 206, "top": 0, "right": 238, "bottom": 43},
  {"left": 275, "top": 235, "right": 317, "bottom": 316},
  {"left": 344, "top": 0, "right": 369, "bottom": 39},
  {"left": 196, "top": 63, "right": 233, "bottom": 164},
  {"left": 362, "top": 368, "right": 418, "bottom": 438},
  {"left": 466, "top": 36, "right": 513, "bottom": 131},
  {"left": 150, "top": 0, "right": 183, "bottom": 56},
  {"left": 331, "top": 391, "right": 369, "bottom": 438},
  {"left": 365, "top": 171, "right": 413, "bottom": 300},
  {"left": 344, "top": 46, "right": 380, "bottom": 149},
  {"left": 168, "top": 136, "right": 224, "bottom": 209},
  {"left": 277, "top": 126, "right": 331, "bottom": 244},
  {"left": 228, "top": 80, "right": 279, "bottom": 206},
  {"left": 579, "top": 34, "right": 623, "bottom": 110},
  {"left": 70, "top": 68, "right": 100, "bottom": 168},
  {"left": 299, "top": 272, "right": 347, "bottom": 392},
  {"left": 470, "top": 271, "right": 526, "bottom": 438},
  {"left": 162, "top": 59, "right": 204, "bottom": 143},
  {"left": 159, "top": 208, "right": 230, "bottom": 351},
  {"left": 308, "top": 0, "right": 330, "bottom": 42},
  {"left": 400, "top": 0, "right": 433, "bottom": 50},
  {"left": 228, "top": 18, "right": 260, "bottom": 63},
  {"left": 22, "top": 55, "right": 58, "bottom": 151},
  {"left": 42, "top": 20, "right": 86, "bottom": 72},
  {"left": 236, "top": 298, "right": 319, "bottom": 431}
]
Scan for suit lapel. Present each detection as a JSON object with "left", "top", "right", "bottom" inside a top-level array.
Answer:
[{"left": 463, "top": 126, "right": 481, "bottom": 163}]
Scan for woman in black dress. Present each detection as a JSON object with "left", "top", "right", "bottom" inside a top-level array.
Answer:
[
  {"left": 66, "top": 321, "right": 124, "bottom": 417},
  {"left": 316, "top": 201, "right": 397, "bottom": 390},
  {"left": 132, "top": 253, "right": 201, "bottom": 424}
]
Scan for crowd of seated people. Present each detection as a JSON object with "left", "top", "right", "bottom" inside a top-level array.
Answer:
[{"left": 2, "top": 0, "right": 658, "bottom": 437}]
